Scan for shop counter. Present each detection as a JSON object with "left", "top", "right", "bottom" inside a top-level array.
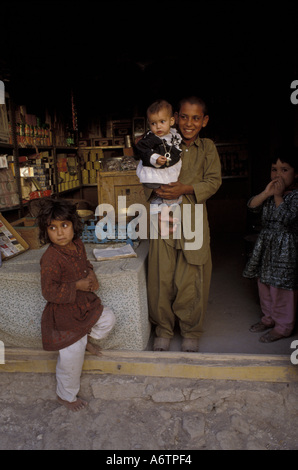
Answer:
[{"left": 0, "top": 241, "right": 151, "bottom": 351}]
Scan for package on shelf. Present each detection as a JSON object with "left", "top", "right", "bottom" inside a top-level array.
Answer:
[
  {"left": 67, "top": 156, "right": 76, "bottom": 166},
  {"left": 0, "top": 155, "right": 8, "bottom": 168},
  {"left": 38, "top": 150, "right": 51, "bottom": 161},
  {"left": 67, "top": 155, "right": 77, "bottom": 175},
  {"left": 34, "top": 177, "right": 48, "bottom": 190},
  {"left": 80, "top": 147, "right": 103, "bottom": 185},
  {"left": 33, "top": 165, "right": 51, "bottom": 190},
  {"left": 0, "top": 103, "right": 10, "bottom": 144},
  {"left": 57, "top": 154, "right": 68, "bottom": 172},
  {"left": 29, "top": 190, "right": 52, "bottom": 200},
  {"left": 79, "top": 149, "right": 90, "bottom": 164},
  {"left": 89, "top": 150, "right": 97, "bottom": 162},
  {"left": 19, "top": 154, "right": 52, "bottom": 194},
  {"left": 89, "top": 169, "right": 97, "bottom": 185},
  {"left": 82, "top": 169, "right": 89, "bottom": 185},
  {"left": 15, "top": 105, "right": 52, "bottom": 147},
  {"left": 58, "top": 176, "right": 80, "bottom": 192},
  {"left": 0, "top": 192, "right": 19, "bottom": 209},
  {"left": 23, "top": 158, "right": 50, "bottom": 192},
  {"left": 0, "top": 167, "right": 19, "bottom": 208},
  {"left": 20, "top": 167, "right": 34, "bottom": 177},
  {"left": 57, "top": 155, "right": 78, "bottom": 187},
  {"left": 0, "top": 214, "right": 29, "bottom": 260}
]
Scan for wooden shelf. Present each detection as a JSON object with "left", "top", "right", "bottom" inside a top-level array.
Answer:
[
  {"left": 0, "top": 204, "right": 21, "bottom": 212},
  {"left": 80, "top": 145, "right": 124, "bottom": 150},
  {"left": 0, "top": 142, "right": 13, "bottom": 149}
]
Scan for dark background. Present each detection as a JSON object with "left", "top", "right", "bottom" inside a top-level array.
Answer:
[{"left": 2, "top": 0, "right": 298, "bottom": 193}]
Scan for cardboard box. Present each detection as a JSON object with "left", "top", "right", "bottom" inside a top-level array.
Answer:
[
  {"left": 0, "top": 104, "right": 10, "bottom": 144},
  {"left": 0, "top": 155, "right": 8, "bottom": 168},
  {"left": 0, "top": 168, "right": 19, "bottom": 209},
  {"left": 11, "top": 217, "right": 42, "bottom": 250},
  {"left": 0, "top": 213, "right": 29, "bottom": 260}
]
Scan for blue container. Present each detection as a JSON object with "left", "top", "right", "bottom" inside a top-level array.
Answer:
[{"left": 81, "top": 218, "right": 133, "bottom": 246}]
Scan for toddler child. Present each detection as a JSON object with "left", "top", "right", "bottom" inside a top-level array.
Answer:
[
  {"left": 136, "top": 99, "right": 182, "bottom": 235},
  {"left": 243, "top": 146, "right": 298, "bottom": 342},
  {"left": 37, "top": 198, "right": 115, "bottom": 411}
]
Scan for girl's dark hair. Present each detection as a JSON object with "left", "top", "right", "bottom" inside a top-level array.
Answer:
[
  {"left": 271, "top": 145, "right": 298, "bottom": 173},
  {"left": 37, "top": 197, "right": 83, "bottom": 245}
]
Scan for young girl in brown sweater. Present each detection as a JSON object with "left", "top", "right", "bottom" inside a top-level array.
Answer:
[{"left": 38, "top": 198, "right": 115, "bottom": 411}]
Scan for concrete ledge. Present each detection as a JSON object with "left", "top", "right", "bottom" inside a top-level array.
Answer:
[{"left": 1, "top": 348, "right": 298, "bottom": 384}]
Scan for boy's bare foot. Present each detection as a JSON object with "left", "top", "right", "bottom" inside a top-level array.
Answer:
[
  {"left": 86, "top": 340, "right": 102, "bottom": 356},
  {"left": 57, "top": 396, "right": 88, "bottom": 412}
]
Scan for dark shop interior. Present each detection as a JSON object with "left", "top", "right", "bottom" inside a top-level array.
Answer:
[{"left": 1, "top": 1, "right": 298, "bottom": 356}]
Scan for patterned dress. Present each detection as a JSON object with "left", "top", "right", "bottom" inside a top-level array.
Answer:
[{"left": 243, "top": 190, "right": 298, "bottom": 290}]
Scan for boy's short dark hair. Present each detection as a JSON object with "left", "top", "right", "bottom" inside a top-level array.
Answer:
[
  {"left": 37, "top": 197, "right": 83, "bottom": 245},
  {"left": 177, "top": 96, "right": 208, "bottom": 116},
  {"left": 147, "top": 100, "right": 173, "bottom": 118}
]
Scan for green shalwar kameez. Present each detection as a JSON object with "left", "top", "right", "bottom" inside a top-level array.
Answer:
[{"left": 146, "top": 137, "right": 222, "bottom": 339}]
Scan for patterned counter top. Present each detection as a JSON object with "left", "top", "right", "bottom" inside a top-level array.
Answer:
[{"left": 0, "top": 241, "right": 150, "bottom": 351}]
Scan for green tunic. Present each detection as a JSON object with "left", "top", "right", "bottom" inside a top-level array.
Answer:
[{"left": 146, "top": 137, "right": 222, "bottom": 339}]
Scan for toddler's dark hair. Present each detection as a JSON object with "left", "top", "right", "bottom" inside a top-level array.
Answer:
[
  {"left": 147, "top": 100, "right": 173, "bottom": 118},
  {"left": 271, "top": 145, "right": 298, "bottom": 173},
  {"left": 37, "top": 197, "right": 83, "bottom": 245}
]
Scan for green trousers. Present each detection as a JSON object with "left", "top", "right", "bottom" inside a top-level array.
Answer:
[{"left": 147, "top": 239, "right": 212, "bottom": 339}]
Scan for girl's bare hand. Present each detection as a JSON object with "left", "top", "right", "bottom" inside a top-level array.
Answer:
[
  {"left": 264, "top": 180, "right": 277, "bottom": 197},
  {"left": 272, "top": 176, "right": 285, "bottom": 196},
  {"left": 76, "top": 277, "right": 93, "bottom": 292},
  {"left": 87, "top": 271, "right": 99, "bottom": 291}
]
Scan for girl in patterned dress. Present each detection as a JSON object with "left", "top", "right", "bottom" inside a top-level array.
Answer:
[
  {"left": 243, "top": 147, "right": 298, "bottom": 342},
  {"left": 38, "top": 198, "right": 115, "bottom": 411}
]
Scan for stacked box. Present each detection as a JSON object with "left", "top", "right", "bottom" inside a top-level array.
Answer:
[
  {"left": 82, "top": 148, "right": 103, "bottom": 184},
  {"left": 57, "top": 154, "right": 80, "bottom": 192},
  {"left": 32, "top": 164, "right": 50, "bottom": 190},
  {"left": 0, "top": 155, "right": 8, "bottom": 168},
  {"left": 57, "top": 154, "right": 68, "bottom": 172},
  {"left": 14, "top": 105, "right": 52, "bottom": 147},
  {"left": 0, "top": 168, "right": 20, "bottom": 208},
  {"left": 11, "top": 217, "right": 42, "bottom": 250}
]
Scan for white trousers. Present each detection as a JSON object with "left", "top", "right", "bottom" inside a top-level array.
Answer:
[{"left": 56, "top": 306, "right": 115, "bottom": 403}]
